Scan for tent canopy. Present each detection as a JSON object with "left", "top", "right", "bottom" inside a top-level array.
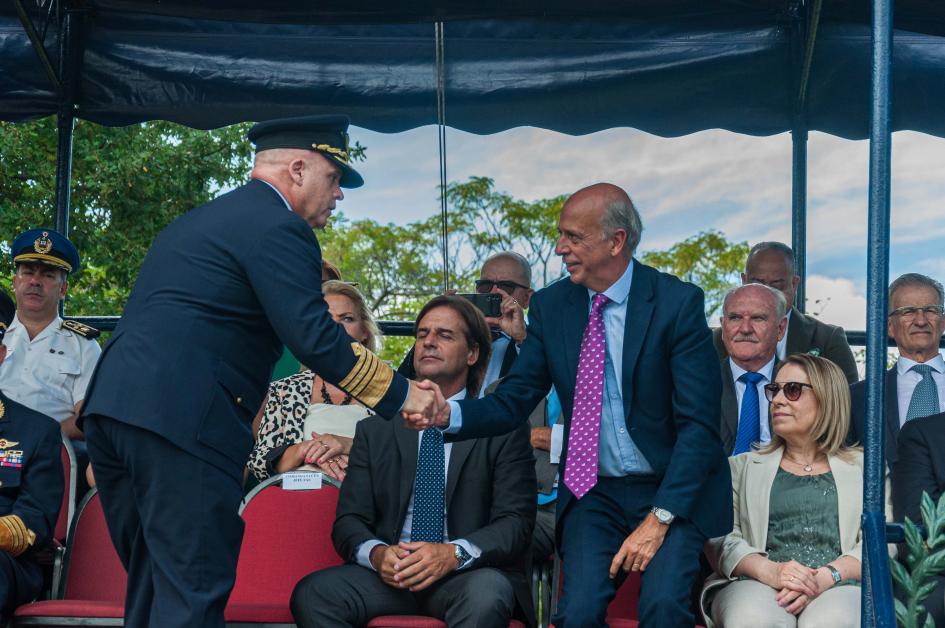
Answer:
[{"left": 3, "top": 0, "right": 945, "bottom": 138}]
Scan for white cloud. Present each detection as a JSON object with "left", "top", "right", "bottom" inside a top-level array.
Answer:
[{"left": 804, "top": 274, "right": 867, "bottom": 330}]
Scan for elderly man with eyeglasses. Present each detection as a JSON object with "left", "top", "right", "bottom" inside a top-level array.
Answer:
[{"left": 849, "top": 272, "right": 945, "bottom": 468}]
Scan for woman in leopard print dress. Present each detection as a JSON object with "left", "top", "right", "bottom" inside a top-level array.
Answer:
[{"left": 248, "top": 281, "right": 380, "bottom": 482}]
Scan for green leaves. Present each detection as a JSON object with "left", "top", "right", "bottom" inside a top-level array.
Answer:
[
  {"left": 639, "top": 230, "right": 749, "bottom": 318},
  {"left": 0, "top": 117, "right": 252, "bottom": 315},
  {"left": 892, "top": 491, "right": 945, "bottom": 628}
]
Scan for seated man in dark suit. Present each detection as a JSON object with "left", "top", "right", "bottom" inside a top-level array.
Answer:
[
  {"left": 849, "top": 273, "right": 945, "bottom": 468},
  {"left": 891, "top": 411, "right": 945, "bottom": 626},
  {"left": 291, "top": 295, "right": 537, "bottom": 627},
  {"left": 0, "top": 291, "right": 64, "bottom": 616},
  {"left": 714, "top": 241, "right": 859, "bottom": 384},
  {"left": 714, "top": 284, "right": 786, "bottom": 454}
]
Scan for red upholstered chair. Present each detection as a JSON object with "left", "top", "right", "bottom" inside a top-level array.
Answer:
[
  {"left": 366, "top": 617, "right": 527, "bottom": 628},
  {"left": 13, "top": 489, "right": 127, "bottom": 626},
  {"left": 548, "top": 557, "right": 704, "bottom": 628},
  {"left": 224, "top": 472, "right": 345, "bottom": 627}
]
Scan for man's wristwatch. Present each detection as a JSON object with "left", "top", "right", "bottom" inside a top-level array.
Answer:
[
  {"left": 650, "top": 507, "right": 675, "bottom": 525},
  {"left": 453, "top": 544, "right": 472, "bottom": 569}
]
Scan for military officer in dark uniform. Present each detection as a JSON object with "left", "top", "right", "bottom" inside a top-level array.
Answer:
[
  {"left": 80, "top": 115, "right": 437, "bottom": 628},
  {"left": 0, "top": 290, "right": 64, "bottom": 616}
]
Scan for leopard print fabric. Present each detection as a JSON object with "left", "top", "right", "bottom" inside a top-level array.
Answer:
[{"left": 248, "top": 371, "right": 316, "bottom": 481}]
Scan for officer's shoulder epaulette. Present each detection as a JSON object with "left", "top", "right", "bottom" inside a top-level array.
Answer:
[{"left": 61, "top": 319, "right": 101, "bottom": 339}]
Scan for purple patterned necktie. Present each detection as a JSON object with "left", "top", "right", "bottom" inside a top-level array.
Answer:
[{"left": 564, "top": 292, "right": 611, "bottom": 499}]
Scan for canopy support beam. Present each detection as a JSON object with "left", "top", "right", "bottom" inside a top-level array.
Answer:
[
  {"left": 13, "top": 0, "right": 63, "bottom": 98},
  {"left": 53, "top": 7, "right": 82, "bottom": 237},
  {"left": 862, "top": 0, "right": 896, "bottom": 624}
]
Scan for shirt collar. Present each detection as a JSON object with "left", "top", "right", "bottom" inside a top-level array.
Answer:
[
  {"left": 729, "top": 355, "right": 776, "bottom": 382},
  {"left": 898, "top": 353, "right": 945, "bottom": 376},
  {"left": 588, "top": 258, "right": 634, "bottom": 306},
  {"left": 448, "top": 388, "right": 467, "bottom": 402},
  {"left": 256, "top": 179, "right": 293, "bottom": 212},
  {"left": 10, "top": 313, "right": 63, "bottom": 339}
]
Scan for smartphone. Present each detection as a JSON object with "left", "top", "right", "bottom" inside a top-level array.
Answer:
[{"left": 457, "top": 293, "right": 502, "bottom": 318}]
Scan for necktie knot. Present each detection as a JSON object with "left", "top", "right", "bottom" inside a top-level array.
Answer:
[
  {"left": 906, "top": 363, "right": 940, "bottom": 421},
  {"left": 739, "top": 371, "right": 765, "bottom": 386},
  {"left": 591, "top": 293, "right": 611, "bottom": 312},
  {"left": 912, "top": 364, "right": 935, "bottom": 377}
]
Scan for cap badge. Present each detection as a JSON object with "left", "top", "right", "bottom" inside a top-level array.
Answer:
[
  {"left": 312, "top": 143, "right": 350, "bottom": 164},
  {"left": 33, "top": 231, "right": 53, "bottom": 254}
]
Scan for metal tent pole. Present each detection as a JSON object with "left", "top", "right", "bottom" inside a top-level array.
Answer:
[
  {"left": 861, "top": 0, "right": 895, "bottom": 624},
  {"left": 54, "top": 7, "right": 79, "bottom": 237},
  {"left": 791, "top": 127, "right": 807, "bottom": 313}
]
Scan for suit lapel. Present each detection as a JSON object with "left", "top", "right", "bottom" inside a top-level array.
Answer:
[
  {"left": 886, "top": 368, "right": 900, "bottom": 438},
  {"left": 828, "top": 454, "right": 863, "bottom": 552},
  {"left": 720, "top": 359, "right": 738, "bottom": 451},
  {"left": 563, "top": 284, "right": 590, "bottom": 391},
  {"left": 446, "top": 439, "right": 475, "bottom": 507},
  {"left": 622, "top": 264, "right": 655, "bottom": 418},
  {"left": 394, "top": 423, "right": 420, "bottom": 522},
  {"left": 785, "top": 308, "right": 816, "bottom": 356},
  {"left": 746, "top": 449, "right": 782, "bottom": 549}
]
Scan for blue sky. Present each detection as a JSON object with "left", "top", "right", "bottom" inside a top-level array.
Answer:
[{"left": 339, "top": 125, "right": 945, "bottom": 332}]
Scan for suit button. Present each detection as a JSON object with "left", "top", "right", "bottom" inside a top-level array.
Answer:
[{"left": 235, "top": 396, "right": 243, "bottom": 404}]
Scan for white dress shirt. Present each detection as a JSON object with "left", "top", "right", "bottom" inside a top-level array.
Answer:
[
  {"left": 896, "top": 354, "right": 945, "bottom": 426},
  {"left": 0, "top": 314, "right": 102, "bottom": 422},
  {"left": 356, "top": 389, "right": 481, "bottom": 570},
  {"left": 729, "top": 356, "right": 776, "bottom": 445}
]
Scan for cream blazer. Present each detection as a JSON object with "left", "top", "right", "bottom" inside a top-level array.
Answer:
[{"left": 699, "top": 447, "right": 894, "bottom": 628}]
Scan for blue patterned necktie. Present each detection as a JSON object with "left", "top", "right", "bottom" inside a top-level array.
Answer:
[
  {"left": 733, "top": 372, "right": 764, "bottom": 455},
  {"left": 906, "top": 364, "right": 940, "bottom": 421},
  {"left": 410, "top": 428, "right": 445, "bottom": 543}
]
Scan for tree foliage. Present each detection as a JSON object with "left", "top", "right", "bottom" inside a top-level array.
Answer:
[
  {"left": 891, "top": 491, "right": 945, "bottom": 628},
  {"left": 0, "top": 117, "right": 254, "bottom": 313},
  {"left": 1, "top": 120, "right": 749, "bottom": 363},
  {"left": 640, "top": 230, "right": 749, "bottom": 318}
]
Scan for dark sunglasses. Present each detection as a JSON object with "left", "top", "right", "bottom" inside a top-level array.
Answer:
[
  {"left": 763, "top": 382, "right": 813, "bottom": 402},
  {"left": 475, "top": 279, "right": 529, "bottom": 294}
]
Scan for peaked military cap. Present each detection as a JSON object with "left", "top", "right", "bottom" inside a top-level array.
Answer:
[
  {"left": 0, "top": 290, "right": 13, "bottom": 340},
  {"left": 248, "top": 114, "right": 364, "bottom": 189},
  {"left": 11, "top": 228, "right": 80, "bottom": 274}
]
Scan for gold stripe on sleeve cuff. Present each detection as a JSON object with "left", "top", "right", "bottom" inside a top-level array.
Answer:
[
  {"left": 338, "top": 343, "right": 395, "bottom": 408},
  {"left": 0, "top": 515, "right": 36, "bottom": 557}
]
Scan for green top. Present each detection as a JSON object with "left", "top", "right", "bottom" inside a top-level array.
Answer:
[{"left": 766, "top": 467, "right": 851, "bottom": 584}]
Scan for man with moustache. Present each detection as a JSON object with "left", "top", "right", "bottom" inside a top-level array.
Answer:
[
  {"left": 719, "top": 242, "right": 858, "bottom": 384},
  {"left": 714, "top": 284, "right": 788, "bottom": 454}
]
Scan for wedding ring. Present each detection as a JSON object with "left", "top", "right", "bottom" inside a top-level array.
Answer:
[{"left": 632, "top": 564, "right": 641, "bottom": 570}]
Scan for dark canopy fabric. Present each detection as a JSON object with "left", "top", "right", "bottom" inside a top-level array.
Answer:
[{"left": 2, "top": 1, "right": 945, "bottom": 138}]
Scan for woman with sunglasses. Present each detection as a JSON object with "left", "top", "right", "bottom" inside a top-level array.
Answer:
[
  {"left": 700, "top": 353, "right": 894, "bottom": 627},
  {"left": 248, "top": 280, "right": 379, "bottom": 483}
]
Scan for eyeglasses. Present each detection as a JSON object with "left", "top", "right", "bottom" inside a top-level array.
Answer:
[
  {"left": 763, "top": 382, "right": 813, "bottom": 402},
  {"left": 475, "top": 279, "right": 529, "bottom": 294},
  {"left": 888, "top": 305, "right": 945, "bottom": 320}
]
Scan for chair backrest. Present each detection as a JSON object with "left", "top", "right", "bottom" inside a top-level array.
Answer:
[
  {"left": 60, "top": 489, "right": 127, "bottom": 602},
  {"left": 54, "top": 436, "right": 77, "bottom": 544},
  {"left": 229, "top": 472, "right": 345, "bottom": 607}
]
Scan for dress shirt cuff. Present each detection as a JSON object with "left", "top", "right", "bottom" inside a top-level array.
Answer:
[
  {"left": 451, "top": 538, "right": 482, "bottom": 570},
  {"left": 441, "top": 401, "right": 464, "bottom": 434},
  {"left": 355, "top": 540, "right": 387, "bottom": 571}
]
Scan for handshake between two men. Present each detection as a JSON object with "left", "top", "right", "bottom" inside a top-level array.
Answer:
[{"left": 401, "top": 380, "right": 452, "bottom": 430}]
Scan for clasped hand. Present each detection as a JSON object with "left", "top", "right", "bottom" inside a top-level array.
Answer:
[
  {"left": 401, "top": 379, "right": 450, "bottom": 430},
  {"left": 370, "top": 542, "right": 457, "bottom": 592}
]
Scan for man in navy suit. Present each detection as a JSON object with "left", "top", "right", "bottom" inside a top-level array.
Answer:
[
  {"left": 80, "top": 116, "right": 436, "bottom": 628},
  {"left": 413, "top": 183, "right": 732, "bottom": 627}
]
